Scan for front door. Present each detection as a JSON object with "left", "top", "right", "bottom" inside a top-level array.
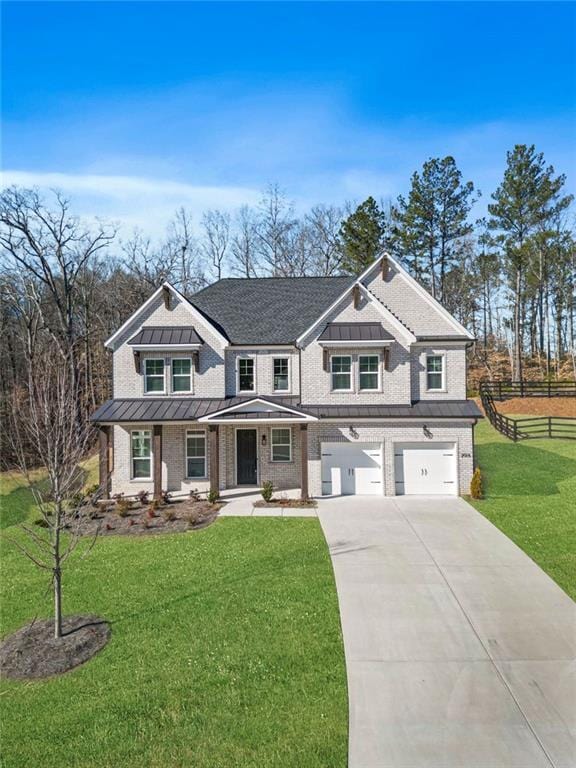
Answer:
[{"left": 236, "top": 429, "right": 257, "bottom": 485}]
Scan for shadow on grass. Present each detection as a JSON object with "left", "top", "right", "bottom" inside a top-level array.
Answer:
[{"left": 477, "top": 440, "right": 576, "bottom": 498}]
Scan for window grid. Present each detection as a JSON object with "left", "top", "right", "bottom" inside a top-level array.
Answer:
[
  {"left": 331, "top": 355, "right": 352, "bottom": 391},
  {"left": 172, "top": 358, "right": 192, "bottom": 393},
  {"left": 271, "top": 428, "right": 291, "bottom": 462},
  {"left": 131, "top": 430, "right": 151, "bottom": 479},
  {"left": 186, "top": 430, "right": 206, "bottom": 478},
  {"left": 144, "top": 359, "right": 165, "bottom": 393},
  {"left": 359, "top": 355, "right": 379, "bottom": 391},
  {"left": 238, "top": 358, "right": 255, "bottom": 392},
  {"left": 426, "top": 355, "right": 444, "bottom": 390},
  {"left": 273, "top": 358, "right": 289, "bottom": 391}
]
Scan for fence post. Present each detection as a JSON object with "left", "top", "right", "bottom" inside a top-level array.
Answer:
[
  {"left": 549, "top": 416, "right": 552, "bottom": 438},
  {"left": 513, "top": 420, "right": 518, "bottom": 442},
  {"left": 520, "top": 380, "right": 524, "bottom": 397},
  {"left": 548, "top": 381, "right": 551, "bottom": 398}
]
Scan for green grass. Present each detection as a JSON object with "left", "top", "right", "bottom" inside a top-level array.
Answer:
[
  {"left": 470, "top": 419, "right": 576, "bottom": 600},
  {"left": 0, "top": 471, "right": 347, "bottom": 768}
]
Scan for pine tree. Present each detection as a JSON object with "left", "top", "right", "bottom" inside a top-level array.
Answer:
[
  {"left": 487, "top": 144, "right": 572, "bottom": 380},
  {"left": 338, "top": 197, "right": 387, "bottom": 274},
  {"left": 389, "top": 156, "right": 477, "bottom": 302}
]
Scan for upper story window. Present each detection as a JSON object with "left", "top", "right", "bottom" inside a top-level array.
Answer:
[
  {"left": 271, "top": 427, "right": 291, "bottom": 462},
  {"left": 172, "top": 358, "right": 192, "bottom": 393},
  {"left": 238, "top": 358, "right": 255, "bottom": 392},
  {"left": 359, "top": 355, "right": 379, "bottom": 391},
  {"left": 426, "top": 354, "right": 445, "bottom": 391},
  {"left": 144, "top": 359, "right": 165, "bottom": 393},
  {"left": 273, "top": 358, "right": 289, "bottom": 392},
  {"left": 331, "top": 355, "right": 352, "bottom": 391},
  {"left": 131, "top": 430, "right": 151, "bottom": 479}
]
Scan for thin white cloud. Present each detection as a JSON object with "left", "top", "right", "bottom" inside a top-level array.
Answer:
[{"left": 1, "top": 170, "right": 262, "bottom": 236}]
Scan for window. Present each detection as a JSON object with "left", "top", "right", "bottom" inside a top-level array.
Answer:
[
  {"left": 144, "top": 358, "right": 165, "bottom": 393},
  {"left": 131, "top": 430, "right": 151, "bottom": 479},
  {"left": 172, "top": 358, "right": 192, "bottom": 393},
  {"left": 271, "top": 428, "right": 291, "bottom": 462},
  {"left": 186, "top": 430, "right": 206, "bottom": 478},
  {"left": 331, "top": 355, "right": 352, "bottom": 391},
  {"left": 426, "top": 354, "right": 445, "bottom": 390},
  {"left": 273, "top": 358, "right": 289, "bottom": 392},
  {"left": 359, "top": 355, "right": 379, "bottom": 391},
  {"left": 238, "top": 358, "right": 255, "bottom": 392}
]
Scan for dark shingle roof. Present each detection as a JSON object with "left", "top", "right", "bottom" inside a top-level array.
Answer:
[
  {"left": 128, "top": 326, "right": 203, "bottom": 346},
  {"left": 318, "top": 322, "right": 393, "bottom": 342},
  {"left": 190, "top": 276, "right": 355, "bottom": 345}
]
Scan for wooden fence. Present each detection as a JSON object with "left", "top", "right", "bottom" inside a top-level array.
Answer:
[{"left": 479, "top": 380, "right": 576, "bottom": 441}]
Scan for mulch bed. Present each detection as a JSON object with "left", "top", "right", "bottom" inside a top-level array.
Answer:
[
  {"left": 0, "top": 615, "right": 110, "bottom": 679},
  {"left": 253, "top": 498, "right": 317, "bottom": 508},
  {"left": 477, "top": 396, "right": 576, "bottom": 418},
  {"left": 74, "top": 498, "right": 223, "bottom": 537}
]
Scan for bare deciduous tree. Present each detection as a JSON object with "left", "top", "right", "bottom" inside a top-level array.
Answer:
[
  {"left": 6, "top": 350, "right": 99, "bottom": 639},
  {"left": 201, "top": 209, "right": 231, "bottom": 281}
]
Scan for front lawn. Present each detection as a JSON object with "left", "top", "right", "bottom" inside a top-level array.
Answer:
[
  {"left": 470, "top": 419, "right": 576, "bottom": 600},
  {"left": 0, "top": 474, "right": 347, "bottom": 767}
]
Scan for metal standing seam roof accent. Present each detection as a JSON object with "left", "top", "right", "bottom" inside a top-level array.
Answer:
[
  {"left": 127, "top": 326, "right": 204, "bottom": 346},
  {"left": 91, "top": 398, "right": 482, "bottom": 422},
  {"left": 318, "top": 322, "right": 394, "bottom": 342}
]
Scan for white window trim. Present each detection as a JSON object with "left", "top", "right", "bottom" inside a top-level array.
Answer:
[
  {"left": 330, "top": 354, "right": 353, "bottom": 393},
  {"left": 172, "top": 357, "right": 193, "bottom": 395},
  {"left": 426, "top": 352, "right": 447, "bottom": 392},
  {"left": 237, "top": 356, "right": 256, "bottom": 394},
  {"left": 143, "top": 357, "right": 166, "bottom": 395},
  {"left": 358, "top": 353, "right": 381, "bottom": 392},
  {"left": 270, "top": 427, "right": 292, "bottom": 463},
  {"left": 185, "top": 429, "right": 207, "bottom": 480},
  {"left": 130, "top": 429, "right": 152, "bottom": 480},
  {"left": 272, "top": 355, "right": 291, "bottom": 393}
]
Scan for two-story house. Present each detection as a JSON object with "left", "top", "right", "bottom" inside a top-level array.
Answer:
[{"left": 92, "top": 255, "right": 482, "bottom": 499}]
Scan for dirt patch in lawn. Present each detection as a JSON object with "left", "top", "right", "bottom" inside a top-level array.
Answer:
[
  {"left": 75, "top": 498, "right": 223, "bottom": 537},
  {"left": 0, "top": 615, "right": 110, "bottom": 679},
  {"left": 477, "top": 397, "right": 576, "bottom": 418}
]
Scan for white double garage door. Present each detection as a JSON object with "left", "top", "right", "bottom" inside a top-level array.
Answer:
[{"left": 321, "top": 441, "right": 457, "bottom": 496}]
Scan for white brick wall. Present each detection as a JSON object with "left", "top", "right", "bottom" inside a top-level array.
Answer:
[
  {"left": 410, "top": 345, "right": 468, "bottom": 401},
  {"left": 307, "top": 422, "right": 475, "bottom": 497},
  {"left": 112, "top": 294, "right": 226, "bottom": 399},
  {"left": 225, "top": 348, "right": 300, "bottom": 397},
  {"left": 300, "top": 291, "right": 412, "bottom": 405}
]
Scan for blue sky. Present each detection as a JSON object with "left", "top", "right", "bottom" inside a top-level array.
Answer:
[{"left": 2, "top": 1, "right": 575, "bottom": 235}]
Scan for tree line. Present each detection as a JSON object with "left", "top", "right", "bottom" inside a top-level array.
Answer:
[{"left": 1, "top": 143, "right": 575, "bottom": 466}]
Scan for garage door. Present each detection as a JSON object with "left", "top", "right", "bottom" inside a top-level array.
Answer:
[
  {"left": 321, "top": 442, "right": 383, "bottom": 495},
  {"left": 394, "top": 442, "right": 457, "bottom": 495}
]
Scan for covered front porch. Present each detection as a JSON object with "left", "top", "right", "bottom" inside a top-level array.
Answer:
[{"left": 96, "top": 397, "right": 316, "bottom": 501}]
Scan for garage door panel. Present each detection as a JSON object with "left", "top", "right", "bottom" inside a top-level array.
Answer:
[
  {"left": 321, "top": 442, "right": 383, "bottom": 496},
  {"left": 395, "top": 443, "right": 457, "bottom": 496}
]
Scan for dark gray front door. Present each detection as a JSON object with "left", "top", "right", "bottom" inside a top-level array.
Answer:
[{"left": 236, "top": 429, "right": 257, "bottom": 485}]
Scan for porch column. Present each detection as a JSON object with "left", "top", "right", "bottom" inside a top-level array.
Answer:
[
  {"left": 153, "top": 424, "right": 162, "bottom": 500},
  {"left": 300, "top": 424, "right": 309, "bottom": 500},
  {"left": 98, "top": 426, "right": 110, "bottom": 499},
  {"left": 209, "top": 425, "right": 220, "bottom": 495}
]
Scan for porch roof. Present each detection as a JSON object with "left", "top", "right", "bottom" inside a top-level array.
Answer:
[
  {"left": 127, "top": 325, "right": 203, "bottom": 346},
  {"left": 91, "top": 397, "right": 482, "bottom": 423}
]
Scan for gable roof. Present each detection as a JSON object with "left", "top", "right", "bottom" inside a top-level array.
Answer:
[{"left": 190, "top": 276, "right": 355, "bottom": 345}]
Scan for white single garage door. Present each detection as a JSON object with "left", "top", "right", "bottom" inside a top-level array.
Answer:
[
  {"left": 321, "top": 442, "right": 383, "bottom": 495},
  {"left": 394, "top": 442, "right": 457, "bottom": 495}
]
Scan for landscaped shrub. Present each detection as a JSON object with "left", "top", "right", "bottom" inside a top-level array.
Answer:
[
  {"left": 146, "top": 506, "right": 157, "bottom": 519},
  {"left": 207, "top": 488, "right": 220, "bottom": 505},
  {"left": 470, "top": 467, "right": 484, "bottom": 499},
  {"left": 163, "top": 508, "right": 177, "bottom": 522},
  {"left": 116, "top": 496, "right": 133, "bottom": 517},
  {"left": 261, "top": 481, "right": 274, "bottom": 503},
  {"left": 137, "top": 490, "right": 150, "bottom": 506},
  {"left": 185, "top": 508, "right": 205, "bottom": 527},
  {"left": 149, "top": 498, "right": 161, "bottom": 512}
]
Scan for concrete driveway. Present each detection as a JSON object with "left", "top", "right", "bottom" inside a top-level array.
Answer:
[{"left": 317, "top": 496, "right": 576, "bottom": 768}]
